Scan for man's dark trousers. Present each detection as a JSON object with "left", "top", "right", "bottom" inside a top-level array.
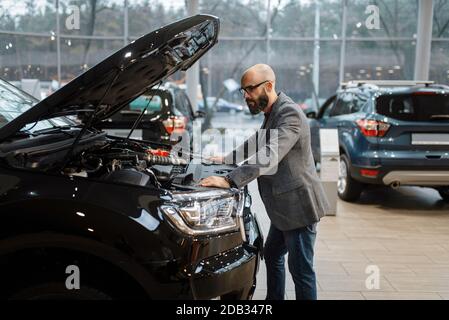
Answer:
[{"left": 264, "top": 223, "right": 318, "bottom": 300}]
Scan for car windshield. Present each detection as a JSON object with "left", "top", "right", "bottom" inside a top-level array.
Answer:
[
  {"left": 0, "top": 79, "right": 75, "bottom": 133},
  {"left": 0, "top": 79, "right": 37, "bottom": 129}
]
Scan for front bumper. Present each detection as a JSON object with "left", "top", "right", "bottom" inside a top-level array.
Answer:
[
  {"left": 190, "top": 244, "right": 259, "bottom": 300},
  {"left": 147, "top": 207, "right": 263, "bottom": 300},
  {"left": 190, "top": 209, "right": 263, "bottom": 300}
]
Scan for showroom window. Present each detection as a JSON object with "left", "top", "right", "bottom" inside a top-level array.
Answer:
[
  {"left": 0, "top": 0, "right": 447, "bottom": 102},
  {"left": 430, "top": 0, "right": 449, "bottom": 85}
]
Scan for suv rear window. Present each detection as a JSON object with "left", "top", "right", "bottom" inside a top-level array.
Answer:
[
  {"left": 128, "top": 94, "right": 163, "bottom": 113},
  {"left": 376, "top": 93, "right": 449, "bottom": 121}
]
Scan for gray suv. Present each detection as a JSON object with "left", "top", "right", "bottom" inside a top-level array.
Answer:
[{"left": 308, "top": 81, "right": 449, "bottom": 202}]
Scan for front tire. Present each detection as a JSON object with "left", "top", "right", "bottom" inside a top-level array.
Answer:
[{"left": 338, "top": 154, "right": 363, "bottom": 202}]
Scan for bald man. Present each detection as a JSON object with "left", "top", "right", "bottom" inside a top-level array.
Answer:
[{"left": 200, "top": 64, "right": 329, "bottom": 300}]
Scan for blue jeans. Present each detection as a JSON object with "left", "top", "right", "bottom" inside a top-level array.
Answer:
[{"left": 264, "top": 223, "right": 317, "bottom": 300}]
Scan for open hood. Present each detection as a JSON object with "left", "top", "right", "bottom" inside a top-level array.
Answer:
[{"left": 0, "top": 14, "right": 219, "bottom": 141}]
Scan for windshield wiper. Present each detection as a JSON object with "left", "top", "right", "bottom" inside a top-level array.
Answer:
[
  {"left": 120, "top": 110, "right": 143, "bottom": 115},
  {"left": 45, "top": 109, "right": 95, "bottom": 118},
  {"left": 15, "top": 130, "right": 33, "bottom": 138},
  {"left": 430, "top": 115, "right": 449, "bottom": 120},
  {"left": 32, "top": 125, "right": 73, "bottom": 135}
]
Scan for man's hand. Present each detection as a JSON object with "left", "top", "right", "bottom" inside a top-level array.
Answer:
[
  {"left": 199, "top": 176, "right": 230, "bottom": 188},
  {"left": 207, "top": 156, "right": 225, "bottom": 164}
]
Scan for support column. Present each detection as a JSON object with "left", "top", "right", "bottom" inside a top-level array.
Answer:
[
  {"left": 414, "top": 0, "right": 434, "bottom": 80},
  {"left": 56, "top": 0, "right": 61, "bottom": 86},
  {"left": 313, "top": 1, "right": 321, "bottom": 107},
  {"left": 124, "top": 0, "right": 129, "bottom": 46},
  {"left": 267, "top": 0, "right": 271, "bottom": 64},
  {"left": 339, "top": 0, "right": 348, "bottom": 84}
]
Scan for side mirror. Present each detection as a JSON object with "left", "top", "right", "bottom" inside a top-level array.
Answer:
[
  {"left": 306, "top": 111, "right": 317, "bottom": 119},
  {"left": 194, "top": 110, "right": 206, "bottom": 118}
]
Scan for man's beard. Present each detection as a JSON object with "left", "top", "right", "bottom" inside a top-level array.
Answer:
[{"left": 246, "top": 93, "right": 269, "bottom": 115}]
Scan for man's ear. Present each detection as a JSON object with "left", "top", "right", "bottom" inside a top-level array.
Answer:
[{"left": 266, "top": 81, "right": 273, "bottom": 93}]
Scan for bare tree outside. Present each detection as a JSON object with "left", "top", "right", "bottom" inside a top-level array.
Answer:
[{"left": 1, "top": 0, "right": 449, "bottom": 109}]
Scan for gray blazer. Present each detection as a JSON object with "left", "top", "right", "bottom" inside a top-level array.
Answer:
[{"left": 226, "top": 92, "right": 330, "bottom": 231}]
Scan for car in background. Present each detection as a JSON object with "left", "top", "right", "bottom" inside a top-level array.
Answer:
[
  {"left": 0, "top": 15, "right": 262, "bottom": 300},
  {"left": 308, "top": 80, "right": 449, "bottom": 202},
  {"left": 99, "top": 82, "right": 204, "bottom": 145},
  {"left": 299, "top": 97, "right": 326, "bottom": 115},
  {"left": 198, "top": 97, "right": 244, "bottom": 114}
]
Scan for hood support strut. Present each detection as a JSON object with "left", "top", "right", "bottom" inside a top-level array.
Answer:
[{"left": 126, "top": 82, "right": 162, "bottom": 141}]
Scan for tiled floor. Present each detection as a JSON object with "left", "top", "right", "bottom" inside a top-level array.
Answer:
[{"left": 250, "top": 182, "right": 449, "bottom": 300}]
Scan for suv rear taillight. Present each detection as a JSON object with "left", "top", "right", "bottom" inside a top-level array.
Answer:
[
  {"left": 163, "top": 116, "right": 187, "bottom": 134},
  {"left": 356, "top": 119, "right": 391, "bottom": 137}
]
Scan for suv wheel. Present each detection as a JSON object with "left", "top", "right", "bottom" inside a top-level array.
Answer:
[
  {"left": 338, "top": 154, "right": 363, "bottom": 202},
  {"left": 437, "top": 187, "right": 449, "bottom": 202}
]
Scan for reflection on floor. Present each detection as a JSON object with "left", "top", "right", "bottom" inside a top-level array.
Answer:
[{"left": 251, "top": 183, "right": 449, "bottom": 300}]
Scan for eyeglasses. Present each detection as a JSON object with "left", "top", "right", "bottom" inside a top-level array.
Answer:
[{"left": 239, "top": 80, "right": 270, "bottom": 95}]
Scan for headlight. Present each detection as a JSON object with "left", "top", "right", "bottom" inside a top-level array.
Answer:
[{"left": 160, "top": 189, "right": 244, "bottom": 236}]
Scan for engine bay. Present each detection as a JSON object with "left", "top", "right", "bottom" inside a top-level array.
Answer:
[
  {"left": 0, "top": 130, "right": 235, "bottom": 190},
  {"left": 62, "top": 136, "right": 191, "bottom": 188}
]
